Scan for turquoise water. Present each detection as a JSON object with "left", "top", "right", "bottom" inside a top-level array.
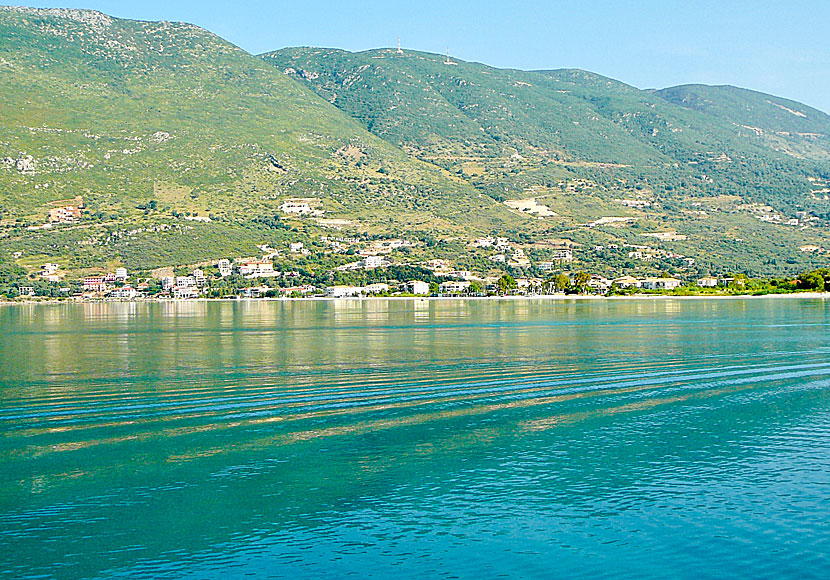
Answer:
[{"left": 1, "top": 298, "right": 829, "bottom": 579}]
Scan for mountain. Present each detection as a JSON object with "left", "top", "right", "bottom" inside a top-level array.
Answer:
[
  {"left": 263, "top": 47, "right": 830, "bottom": 275},
  {"left": 1, "top": 7, "right": 829, "bottom": 280},
  {"left": 0, "top": 8, "right": 515, "bottom": 272}
]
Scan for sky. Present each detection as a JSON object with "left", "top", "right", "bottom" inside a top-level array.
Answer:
[{"left": 23, "top": 0, "right": 830, "bottom": 113}]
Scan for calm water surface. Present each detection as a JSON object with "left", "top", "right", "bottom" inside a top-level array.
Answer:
[{"left": 1, "top": 298, "right": 829, "bottom": 579}]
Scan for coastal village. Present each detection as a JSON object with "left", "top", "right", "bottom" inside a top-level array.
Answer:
[
  {"left": 6, "top": 223, "right": 752, "bottom": 301},
  {"left": 3, "top": 194, "right": 812, "bottom": 301}
]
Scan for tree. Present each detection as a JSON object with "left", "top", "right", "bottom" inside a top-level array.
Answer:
[
  {"left": 798, "top": 270, "right": 825, "bottom": 291},
  {"left": 469, "top": 280, "right": 484, "bottom": 295},
  {"left": 573, "top": 271, "right": 591, "bottom": 293},
  {"left": 552, "top": 273, "right": 570, "bottom": 292},
  {"left": 497, "top": 274, "right": 516, "bottom": 294}
]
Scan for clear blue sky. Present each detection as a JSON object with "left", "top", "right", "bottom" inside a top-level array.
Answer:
[{"left": 24, "top": 0, "right": 830, "bottom": 113}]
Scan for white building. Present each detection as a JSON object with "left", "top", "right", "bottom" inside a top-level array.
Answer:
[
  {"left": 277, "top": 285, "right": 317, "bottom": 296},
  {"left": 217, "top": 259, "right": 232, "bottom": 277},
  {"left": 406, "top": 280, "right": 430, "bottom": 295},
  {"left": 176, "top": 276, "right": 196, "bottom": 288},
  {"left": 439, "top": 280, "right": 471, "bottom": 295},
  {"left": 326, "top": 285, "right": 363, "bottom": 298},
  {"left": 110, "top": 286, "right": 137, "bottom": 299},
  {"left": 697, "top": 276, "right": 718, "bottom": 287},
  {"left": 238, "top": 286, "right": 270, "bottom": 298},
  {"left": 551, "top": 249, "right": 574, "bottom": 262},
  {"left": 362, "top": 256, "right": 384, "bottom": 269},
  {"left": 192, "top": 269, "right": 206, "bottom": 287},
  {"left": 509, "top": 248, "right": 531, "bottom": 267},
  {"left": 280, "top": 201, "right": 313, "bottom": 215},
  {"left": 83, "top": 277, "right": 107, "bottom": 292},
  {"left": 289, "top": 242, "right": 304, "bottom": 253},
  {"left": 173, "top": 286, "right": 199, "bottom": 299},
  {"left": 160, "top": 276, "right": 175, "bottom": 291},
  {"left": 640, "top": 277, "right": 683, "bottom": 290},
  {"left": 588, "top": 275, "right": 610, "bottom": 293},
  {"left": 611, "top": 276, "right": 640, "bottom": 289},
  {"left": 364, "top": 283, "right": 390, "bottom": 294},
  {"left": 40, "top": 263, "right": 60, "bottom": 283},
  {"left": 115, "top": 267, "right": 128, "bottom": 282},
  {"left": 238, "top": 261, "right": 276, "bottom": 277}
]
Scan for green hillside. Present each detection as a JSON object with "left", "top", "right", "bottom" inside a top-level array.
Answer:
[
  {"left": 263, "top": 47, "right": 830, "bottom": 275},
  {"left": 656, "top": 84, "right": 830, "bottom": 161},
  {"left": 1, "top": 7, "right": 829, "bottom": 281},
  {"left": 0, "top": 8, "right": 515, "bottom": 272}
]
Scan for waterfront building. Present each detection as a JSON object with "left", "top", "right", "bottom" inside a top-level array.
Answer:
[
  {"left": 83, "top": 277, "right": 107, "bottom": 292},
  {"left": 406, "top": 280, "right": 430, "bottom": 295},
  {"left": 326, "top": 286, "right": 363, "bottom": 298},
  {"left": 110, "top": 286, "right": 137, "bottom": 299},
  {"left": 439, "top": 281, "right": 471, "bottom": 295},
  {"left": 238, "top": 286, "right": 271, "bottom": 298},
  {"left": 612, "top": 276, "right": 640, "bottom": 289},
  {"left": 640, "top": 277, "right": 683, "bottom": 290},
  {"left": 364, "top": 283, "right": 390, "bottom": 294},
  {"left": 173, "top": 286, "right": 199, "bottom": 299}
]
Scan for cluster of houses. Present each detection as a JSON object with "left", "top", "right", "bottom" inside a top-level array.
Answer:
[
  {"left": 82, "top": 268, "right": 146, "bottom": 299},
  {"left": 16, "top": 259, "right": 755, "bottom": 301},
  {"left": 53, "top": 264, "right": 760, "bottom": 301},
  {"left": 16, "top": 229, "right": 769, "bottom": 301},
  {"left": 53, "top": 255, "right": 694, "bottom": 301}
]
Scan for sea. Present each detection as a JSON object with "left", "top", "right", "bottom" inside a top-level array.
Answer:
[{"left": 1, "top": 297, "right": 828, "bottom": 579}]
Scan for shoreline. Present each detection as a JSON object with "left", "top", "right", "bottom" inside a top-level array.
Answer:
[{"left": 2, "top": 292, "right": 829, "bottom": 307}]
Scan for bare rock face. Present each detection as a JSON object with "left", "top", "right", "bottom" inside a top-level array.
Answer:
[
  {"left": 150, "top": 131, "right": 171, "bottom": 144},
  {"left": 15, "top": 155, "right": 36, "bottom": 174},
  {"left": 0, "top": 7, "right": 113, "bottom": 32}
]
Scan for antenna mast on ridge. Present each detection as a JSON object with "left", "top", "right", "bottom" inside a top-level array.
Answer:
[
  {"left": 444, "top": 47, "right": 456, "bottom": 66},
  {"left": 397, "top": 37, "right": 403, "bottom": 54}
]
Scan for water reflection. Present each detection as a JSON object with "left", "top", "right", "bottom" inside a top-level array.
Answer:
[{"left": 1, "top": 298, "right": 829, "bottom": 580}]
